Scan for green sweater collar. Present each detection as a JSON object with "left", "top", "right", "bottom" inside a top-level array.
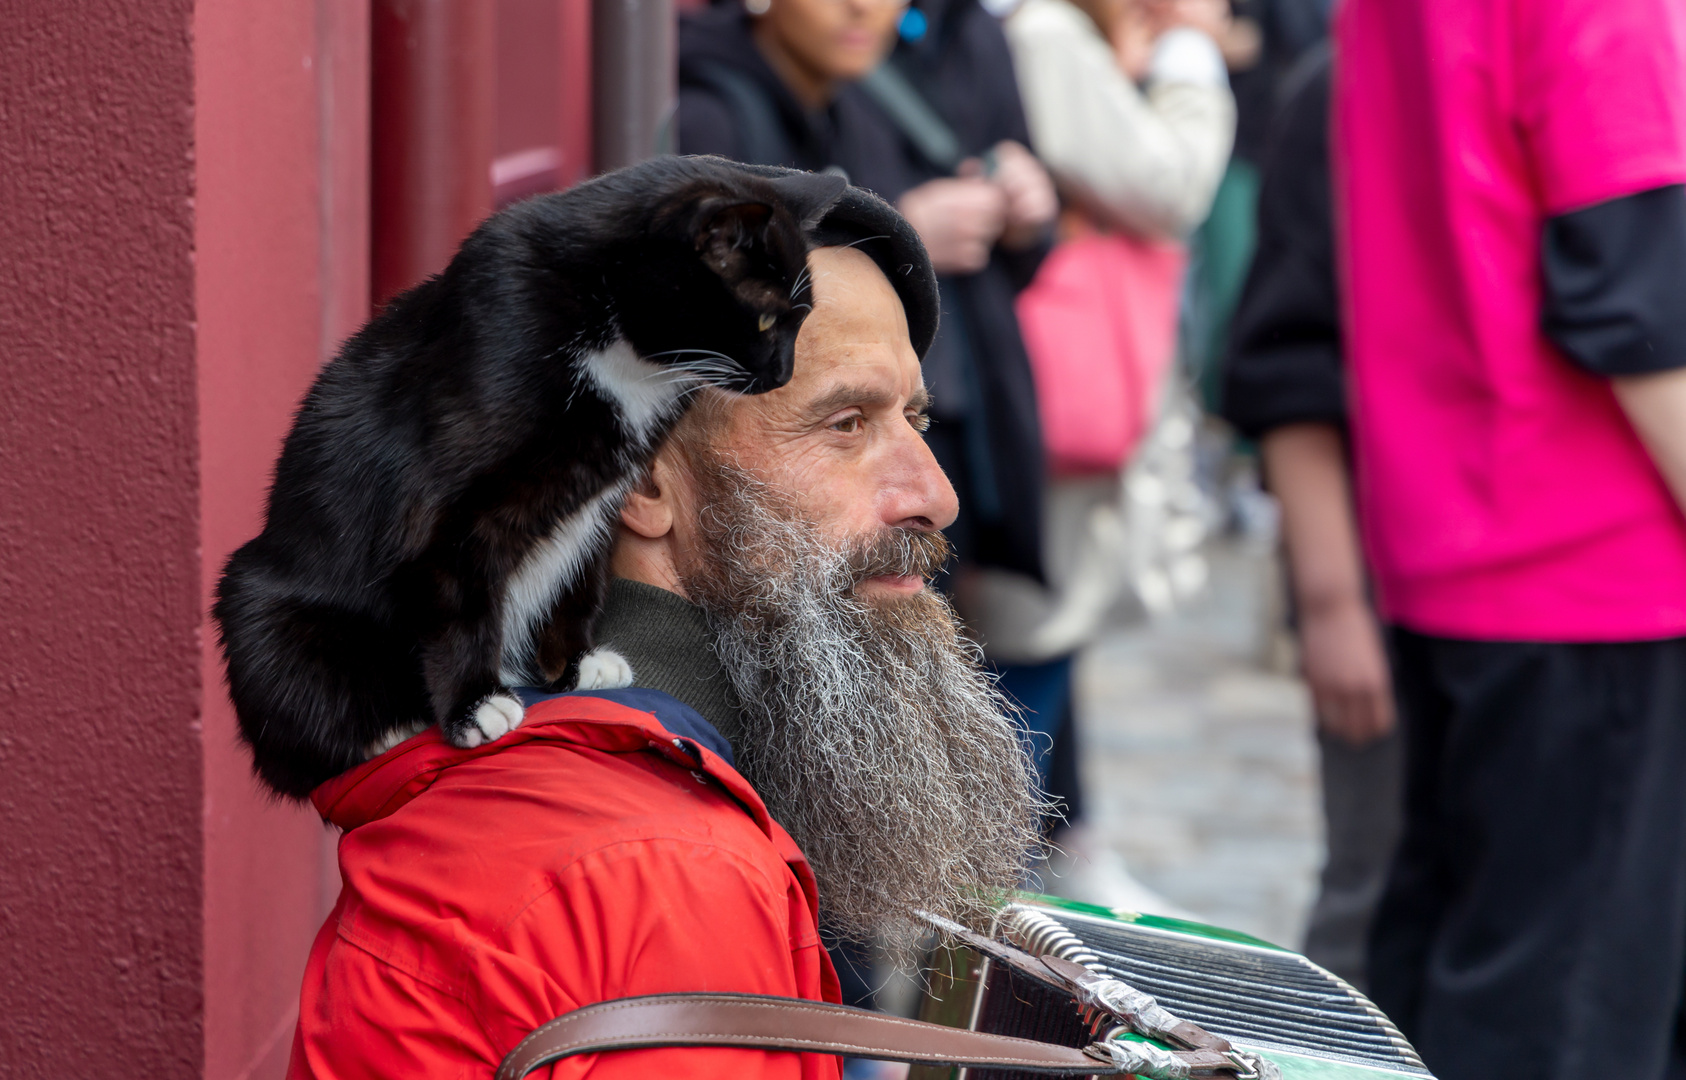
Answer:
[{"left": 593, "top": 578, "right": 745, "bottom": 751}]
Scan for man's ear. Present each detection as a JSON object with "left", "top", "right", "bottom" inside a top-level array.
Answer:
[
  {"left": 619, "top": 454, "right": 680, "bottom": 539},
  {"left": 693, "top": 200, "right": 774, "bottom": 271}
]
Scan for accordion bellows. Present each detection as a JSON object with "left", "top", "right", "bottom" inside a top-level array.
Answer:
[{"left": 914, "top": 897, "right": 1434, "bottom": 1080}]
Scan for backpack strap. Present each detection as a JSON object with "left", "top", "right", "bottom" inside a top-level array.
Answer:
[{"left": 856, "top": 61, "right": 967, "bottom": 174}]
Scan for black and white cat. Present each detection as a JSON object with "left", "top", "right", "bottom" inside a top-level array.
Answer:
[{"left": 213, "top": 157, "right": 848, "bottom": 799}]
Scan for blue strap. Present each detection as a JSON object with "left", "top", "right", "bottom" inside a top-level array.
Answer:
[{"left": 512, "top": 687, "right": 736, "bottom": 768}]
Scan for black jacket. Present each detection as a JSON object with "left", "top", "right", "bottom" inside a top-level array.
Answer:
[
  {"left": 678, "top": 6, "right": 909, "bottom": 192},
  {"left": 678, "top": 0, "right": 1048, "bottom": 580}
]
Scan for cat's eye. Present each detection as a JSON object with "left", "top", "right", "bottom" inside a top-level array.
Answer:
[{"left": 758, "top": 312, "right": 776, "bottom": 332}]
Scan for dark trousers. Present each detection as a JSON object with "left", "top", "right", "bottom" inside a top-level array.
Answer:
[{"left": 1370, "top": 629, "right": 1686, "bottom": 1080}]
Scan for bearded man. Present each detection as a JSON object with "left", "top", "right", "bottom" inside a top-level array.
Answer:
[{"left": 287, "top": 237, "right": 1047, "bottom": 1079}]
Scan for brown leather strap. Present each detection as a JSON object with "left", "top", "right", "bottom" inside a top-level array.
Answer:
[{"left": 494, "top": 992, "right": 1244, "bottom": 1079}]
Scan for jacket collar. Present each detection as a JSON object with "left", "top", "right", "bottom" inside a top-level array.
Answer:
[{"left": 312, "top": 692, "right": 765, "bottom": 836}]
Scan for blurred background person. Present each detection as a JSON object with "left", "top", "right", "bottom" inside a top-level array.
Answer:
[
  {"left": 1335, "top": 0, "right": 1686, "bottom": 1076},
  {"left": 954, "top": 0, "right": 1233, "bottom": 908},
  {"left": 1222, "top": 44, "right": 1402, "bottom": 992},
  {"left": 861, "top": 0, "right": 1057, "bottom": 608},
  {"left": 677, "top": 0, "right": 905, "bottom": 180},
  {"left": 1182, "top": 0, "right": 1326, "bottom": 411},
  {"left": 1006, "top": 0, "right": 1235, "bottom": 240}
]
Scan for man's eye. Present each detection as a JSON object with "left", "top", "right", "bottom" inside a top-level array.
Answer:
[
  {"left": 832, "top": 415, "right": 863, "bottom": 434},
  {"left": 908, "top": 412, "right": 932, "bottom": 433}
]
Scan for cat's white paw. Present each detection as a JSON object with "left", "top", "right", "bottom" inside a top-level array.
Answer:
[
  {"left": 453, "top": 692, "right": 525, "bottom": 749},
  {"left": 365, "top": 719, "right": 431, "bottom": 759},
  {"left": 574, "top": 647, "right": 635, "bottom": 690}
]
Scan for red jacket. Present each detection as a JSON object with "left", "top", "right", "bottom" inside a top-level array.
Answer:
[{"left": 288, "top": 692, "right": 843, "bottom": 1080}]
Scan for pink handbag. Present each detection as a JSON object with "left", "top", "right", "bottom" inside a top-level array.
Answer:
[{"left": 1015, "top": 219, "right": 1186, "bottom": 475}]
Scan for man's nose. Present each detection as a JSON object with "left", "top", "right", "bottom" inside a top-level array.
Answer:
[{"left": 883, "top": 421, "right": 959, "bottom": 533}]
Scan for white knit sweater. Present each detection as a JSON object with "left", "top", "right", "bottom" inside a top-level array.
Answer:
[{"left": 1004, "top": 0, "right": 1236, "bottom": 239}]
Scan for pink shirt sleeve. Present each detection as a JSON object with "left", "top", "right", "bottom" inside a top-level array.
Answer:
[{"left": 1514, "top": 0, "right": 1686, "bottom": 214}]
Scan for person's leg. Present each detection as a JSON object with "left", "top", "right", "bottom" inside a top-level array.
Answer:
[
  {"left": 1301, "top": 723, "right": 1404, "bottom": 990},
  {"left": 1550, "top": 638, "right": 1686, "bottom": 1080},
  {"left": 1666, "top": 992, "right": 1686, "bottom": 1080},
  {"left": 1372, "top": 633, "right": 1686, "bottom": 1080}
]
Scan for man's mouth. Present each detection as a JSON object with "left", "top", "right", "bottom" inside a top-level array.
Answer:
[
  {"left": 860, "top": 573, "right": 925, "bottom": 595},
  {"left": 845, "top": 529, "right": 950, "bottom": 590}
]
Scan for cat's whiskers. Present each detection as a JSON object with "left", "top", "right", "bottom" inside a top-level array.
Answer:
[
  {"left": 839, "top": 233, "right": 891, "bottom": 251},
  {"left": 640, "top": 348, "right": 753, "bottom": 389}
]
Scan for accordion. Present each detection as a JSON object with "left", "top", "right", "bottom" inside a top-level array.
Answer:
[{"left": 913, "top": 896, "right": 1433, "bottom": 1080}]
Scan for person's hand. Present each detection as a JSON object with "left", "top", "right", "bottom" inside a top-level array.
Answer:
[
  {"left": 896, "top": 177, "right": 1008, "bottom": 274},
  {"left": 1144, "top": 0, "right": 1260, "bottom": 70},
  {"left": 1111, "top": 0, "right": 1156, "bottom": 81},
  {"left": 1298, "top": 597, "right": 1397, "bottom": 747},
  {"left": 1144, "top": 0, "right": 1230, "bottom": 40},
  {"left": 967, "top": 141, "right": 1057, "bottom": 251}
]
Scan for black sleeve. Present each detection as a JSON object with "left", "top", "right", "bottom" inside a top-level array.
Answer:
[
  {"left": 1541, "top": 183, "right": 1686, "bottom": 376},
  {"left": 1221, "top": 47, "right": 1346, "bottom": 439},
  {"left": 963, "top": 0, "right": 1035, "bottom": 151}
]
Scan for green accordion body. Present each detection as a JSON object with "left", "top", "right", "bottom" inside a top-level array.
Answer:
[{"left": 913, "top": 895, "right": 1433, "bottom": 1080}]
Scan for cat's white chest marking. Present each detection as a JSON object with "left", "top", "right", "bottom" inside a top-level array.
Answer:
[
  {"left": 498, "top": 479, "right": 631, "bottom": 685},
  {"left": 497, "top": 340, "right": 680, "bottom": 686},
  {"left": 577, "top": 338, "right": 690, "bottom": 445}
]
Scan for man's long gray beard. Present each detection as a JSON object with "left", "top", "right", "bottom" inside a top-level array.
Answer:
[{"left": 680, "top": 457, "right": 1051, "bottom": 948}]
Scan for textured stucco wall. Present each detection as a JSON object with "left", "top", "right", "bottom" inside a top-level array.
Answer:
[{"left": 0, "top": 2, "right": 205, "bottom": 1075}]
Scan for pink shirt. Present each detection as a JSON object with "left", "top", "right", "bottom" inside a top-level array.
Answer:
[{"left": 1333, "top": 0, "right": 1686, "bottom": 640}]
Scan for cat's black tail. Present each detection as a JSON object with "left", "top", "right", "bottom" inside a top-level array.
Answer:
[{"left": 214, "top": 543, "right": 432, "bottom": 799}]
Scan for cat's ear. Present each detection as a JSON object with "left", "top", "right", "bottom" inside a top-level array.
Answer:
[
  {"left": 768, "top": 170, "right": 848, "bottom": 229},
  {"left": 693, "top": 200, "right": 775, "bottom": 269}
]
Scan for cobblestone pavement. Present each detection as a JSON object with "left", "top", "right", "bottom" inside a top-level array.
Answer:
[{"left": 1073, "top": 538, "right": 1323, "bottom": 951}]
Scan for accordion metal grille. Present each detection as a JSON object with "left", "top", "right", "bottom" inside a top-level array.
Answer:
[
  {"left": 963, "top": 905, "right": 1431, "bottom": 1077},
  {"left": 968, "top": 964, "right": 1095, "bottom": 1080}
]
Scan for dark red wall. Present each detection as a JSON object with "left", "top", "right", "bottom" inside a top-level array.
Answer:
[
  {"left": 196, "top": 3, "right": 371, "bottom": 1077},
  {"left": 500, "top": 0, "right": 563, "bottom": 155},
  {"left": 371, "top": 0, "right": 496, "bottom": 303},
  {"left": 4, "top": 3, "right": 590, "bottom": 1075},
  {"left": 496, "top": 0, "right": 594, "bottom": 195},
  {"left": 3, "top": 2, "right": 368, "bottom": 1076},
  {"left": 0, "top": 1, "right": 204, "bottom": 1075}
]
